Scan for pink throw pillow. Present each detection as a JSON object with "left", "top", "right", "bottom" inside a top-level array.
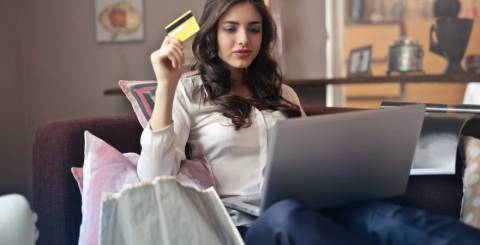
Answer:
[
  {"left": 70, "top": 152, "right": 139, "bottom": 193},
  {"left": 177, "top": 159, "right": 216, "bottom": 190},
  {"left": 72, "top": 158, "right": 215, "bottom": 194},
  {"left": 76, "top": 131, "right": 139, "bottom": 245},
  {"left": 70, "top": 132, "right": 216, "bottom": 245},
  {"left": 71, "top": 167, "right": 83, "bottom": 192}
]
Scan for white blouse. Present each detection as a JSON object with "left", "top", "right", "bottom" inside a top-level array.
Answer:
[{"left": 138, "top": 72, "right": 305, "bottom": 196}]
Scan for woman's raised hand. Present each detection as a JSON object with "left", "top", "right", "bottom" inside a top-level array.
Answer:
[{"left": 150, "top": 35, "right": 185, "bottom": 88}]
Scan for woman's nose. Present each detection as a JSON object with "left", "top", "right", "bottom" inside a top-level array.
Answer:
[{"left": 237, "top": 28, "right": 249, "bottom": 46}]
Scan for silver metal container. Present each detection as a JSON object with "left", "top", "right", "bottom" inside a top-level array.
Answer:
[{"left": 388, "top": 38, "right": 424, "bottom": 74}]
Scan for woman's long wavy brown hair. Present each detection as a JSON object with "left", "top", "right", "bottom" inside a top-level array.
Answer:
[{"left": 192, "top": 0, "right": 301, "bottom": 130}]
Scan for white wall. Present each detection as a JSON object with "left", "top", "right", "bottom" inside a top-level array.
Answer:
[
  {"left": 0, "top": 0, "right": 27, "bottom": 196},
  {"left": 2, "top": 0, "right": 332, "bottom": 199},
  {"left": 273, "top": 0, "right": 327, "bottom": 80},
  {"left": 1, "top": 0, "right": 206, "bottom": 200},
  {"left": 23, "top": 0, "right": 206, "bottom": 133}
]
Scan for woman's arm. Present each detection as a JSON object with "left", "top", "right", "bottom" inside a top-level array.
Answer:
[
  {"left": 137, "top": 35, "right": 190, "bottom": 180},
  {"left": 137, "top": 80, "right": 193, "bottom": 181},
  {"left": 149, "top": 35, "right": 185, "bottom": 130}
]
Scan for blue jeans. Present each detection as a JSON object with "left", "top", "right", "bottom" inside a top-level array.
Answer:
[{"left": 245, "top": 199, "right": 480, "bottom": 245}]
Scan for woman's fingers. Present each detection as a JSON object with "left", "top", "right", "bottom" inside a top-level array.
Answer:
[
  {"left": 153, "top": 35, "right": 184, "bottom": 69},
  {"left": 167, "top": 53, "right": 176, "bottom": 68},
  {"left": 150, "top": 49, "right": 163, "bottom": 64},
  {"left": 166, "top": 48, "right": 179, "bottom": 69},
  {"left": 161, "top": 36, "right": 169, "bottom": 47},
  {"left": 167, "top": 35, "right": 184, "bottom": 50},
  {"left": 170, "top": 45, "right": 184, "bottom": 67},
  {"left": 165, "top": 40, "right": 184, "bottom": 69},
  {"left": 162, "top": 35, "right": 183, "bottom": 50}
]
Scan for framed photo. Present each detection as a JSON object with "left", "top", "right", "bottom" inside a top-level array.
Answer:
[
  {"left": 95, "top": 0, "right": 144, "bottom": 43},
  {"left": 348, "top": 45, "right": 372, "bottom": 77},
  {"left": 346, "top": 0, "right": 405, "bottom": 24}
]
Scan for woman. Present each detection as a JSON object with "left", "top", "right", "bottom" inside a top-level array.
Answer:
[
  {"left": 138, "top": 0, "right": 302, "bottom": 194},
  {"left": 139, "top": 0, "right": 480, "bottom": 244}
]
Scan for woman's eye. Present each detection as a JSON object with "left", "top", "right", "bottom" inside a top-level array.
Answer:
[
  {"left": 223, "top": 27, "right": 236, "bottom": 33},
  {"left": 249, "top": 28, "right": 261, "bottom": 33}
]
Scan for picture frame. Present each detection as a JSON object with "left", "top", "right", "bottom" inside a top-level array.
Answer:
[
  {"left": 348, "top": 45, "right": 372, "bottom": 77},
  {"left": 95, "top": 0, "right": 144, "bottom": 43},
  {"left": 345, "top": 0, "right": 405, "bottom": 25}
]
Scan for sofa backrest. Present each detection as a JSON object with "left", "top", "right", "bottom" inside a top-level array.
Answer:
[{"left": 32, "top": 115, "right": 142, "bottom": 245}]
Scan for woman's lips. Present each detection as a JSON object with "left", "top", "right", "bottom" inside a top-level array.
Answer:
[{"left": 233, "top": 50, "right": 252, "bottom": 59}]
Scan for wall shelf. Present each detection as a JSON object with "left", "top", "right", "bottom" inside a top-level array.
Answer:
[
  {"left": 105, "top": 74, "right": 480, "bottom": 95},
  {"left": 291, "top": 73, "right": 480, "bottom": 101},
  {"left": 291, "top": 74, "right": 480, "bottom": 86},
  {"left": 104, "top": 74, "right": 480, "bottom": 105}
]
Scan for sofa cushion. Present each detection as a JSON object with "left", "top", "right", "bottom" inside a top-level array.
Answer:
[
  {"left": 77, "top": 131, "right": 140, "bottom": 245},
  {"left": 72, "top": 131, "right": 216, "bottom": 245}
]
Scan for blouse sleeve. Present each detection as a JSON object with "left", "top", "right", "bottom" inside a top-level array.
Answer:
[
  {"left": 281, "top": 84, "right": 306, "bottom": 117},
  {"left": 137, "top": 77, "right": 193, "bottom": 181}
]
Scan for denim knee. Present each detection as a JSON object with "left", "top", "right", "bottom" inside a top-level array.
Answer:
[
  {"left": 245, "top": 199, "right": 373, "bottom": 245},
  {"left": 248, "top": 199, "right": 304, "bottom": 233},
  {"left": 244, "top": 199, "right": 306, "bottom": 245},
  {"left": 258, "top": 199, "right": 304, "bottom": 228},
  {"left": 341, "top": 201, "right": 480, "bottom": 245}
]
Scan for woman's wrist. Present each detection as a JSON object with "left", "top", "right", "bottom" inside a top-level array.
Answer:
[
  {"left": 150, "top": 91, "right": 174, "bottom": 131},
  {"left": 155, "top": 81, "right": 177, "bottom": 97}
]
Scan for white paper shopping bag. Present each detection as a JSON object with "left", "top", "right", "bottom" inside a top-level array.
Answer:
[{"left": 99, "top": 176, "right": 244, "bottom": 245}]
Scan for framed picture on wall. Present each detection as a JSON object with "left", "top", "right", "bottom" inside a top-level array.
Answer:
[
  {"left": 348, "top": 45, "right": 372, "bottom": 77},
  {"left": 346, "top": 0, "right": 405, "bottom": 24},
  {"left": 95, "top": 0, "right": 144, "bottom": 42}
]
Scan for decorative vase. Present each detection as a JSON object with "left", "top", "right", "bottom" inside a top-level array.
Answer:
[
  {"left": 429, "top": 17, "right": 473, "bottom": 74},
  {"left": 433, "top": 0, "right": 461, "bottom": 17}
]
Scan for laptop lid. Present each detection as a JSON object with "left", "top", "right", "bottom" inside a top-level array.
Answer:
[{"left": 260, "top": 105, "right": 425, "bottom": 212}]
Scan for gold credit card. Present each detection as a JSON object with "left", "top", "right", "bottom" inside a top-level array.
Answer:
[{"left": 165, "top": 10, "right": 200, "bottom": 42}]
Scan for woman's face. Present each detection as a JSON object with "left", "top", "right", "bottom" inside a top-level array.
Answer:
[{"left": 216, "top": 2, "right": 263, "bottom": 73}]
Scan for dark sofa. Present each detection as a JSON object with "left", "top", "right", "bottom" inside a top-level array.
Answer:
[{"left": 32, "top": 107, "right": 464, "bottom": 245}]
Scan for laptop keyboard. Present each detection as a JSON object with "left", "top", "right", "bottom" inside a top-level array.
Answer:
[{"left": 244, "top": 198, "right": 261, "bottom": 207}]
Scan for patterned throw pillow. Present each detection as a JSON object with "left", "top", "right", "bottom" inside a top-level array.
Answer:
[
  {"left": 118, "top": 80, "right": 157, "bottom": 128},
  {"left": 461, "top": 136, "right": 480, "bottom": 228}
]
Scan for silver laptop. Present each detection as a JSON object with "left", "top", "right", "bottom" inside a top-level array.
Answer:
[{"left": 222, "top": 105, "right": 425, "bottom": 217}]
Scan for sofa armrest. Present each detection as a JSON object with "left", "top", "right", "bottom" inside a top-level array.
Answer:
[
  {"left": 32, "top": 115, "right": 142, "bottom": 245},
  {"left": 392, "top": 160, "right": 464, "bottom": 218}
]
